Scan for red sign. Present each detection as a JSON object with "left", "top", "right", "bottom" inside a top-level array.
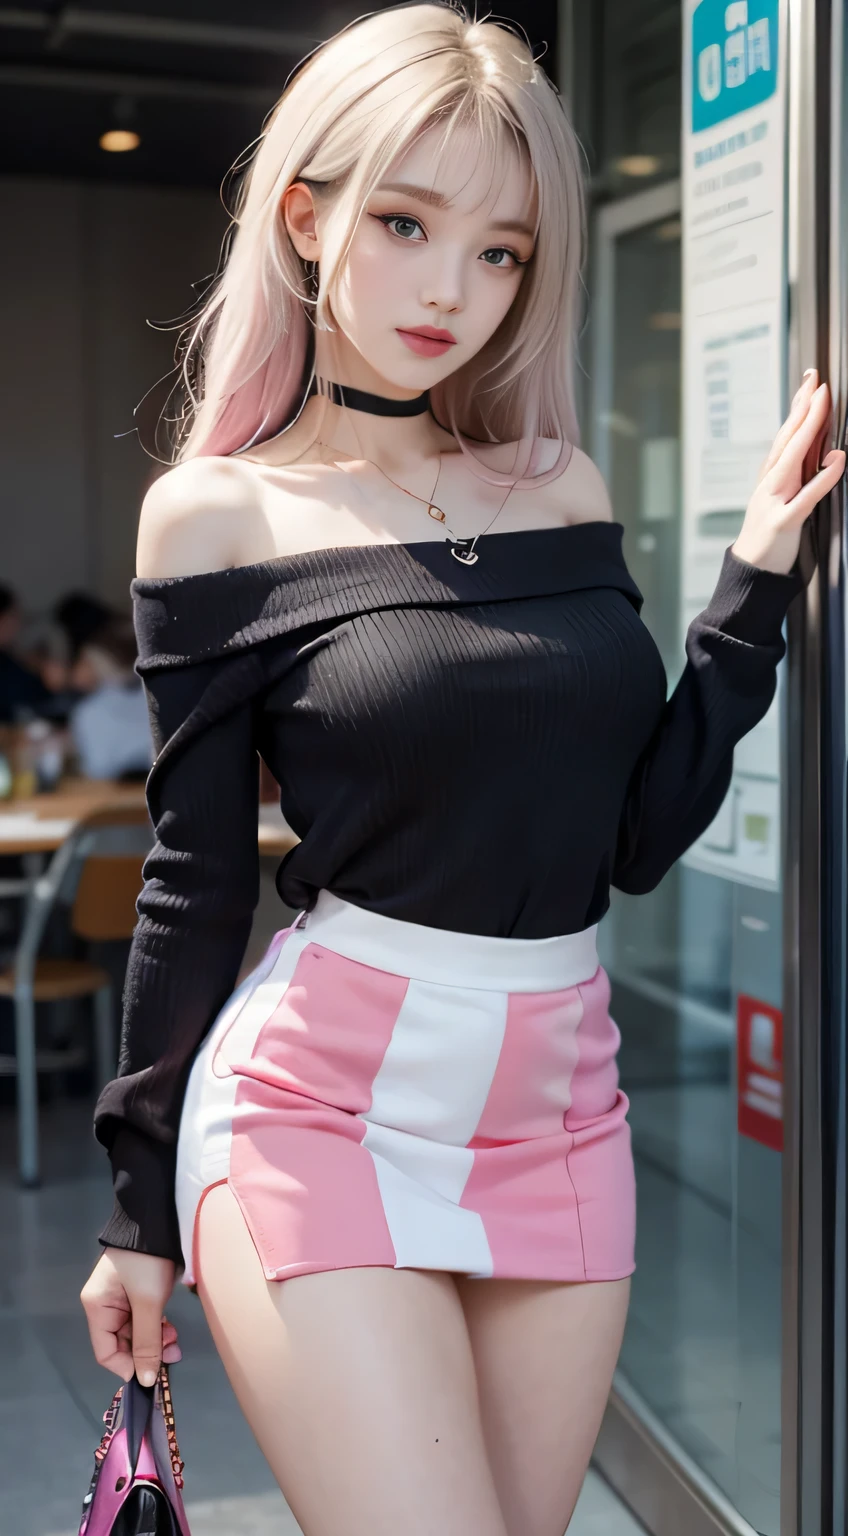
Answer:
[{"left": 737, "top": 993, "right": 783, "bottom": 1152}]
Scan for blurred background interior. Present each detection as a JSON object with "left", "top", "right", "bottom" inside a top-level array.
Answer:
[{"left": 1, "top": 3, "right": 842, "bottom": 1536}]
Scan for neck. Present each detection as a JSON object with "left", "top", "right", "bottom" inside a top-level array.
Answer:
[{"left": 303, "top": 334, "right": 446, "bottom": 470}]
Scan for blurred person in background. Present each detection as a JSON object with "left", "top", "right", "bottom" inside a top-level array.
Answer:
[
  {"left": 69, "top": 619, "right": 152, "bottom": 781},
  {"left": 0, "top": 582, "right": 57, "bottom": 723},
  {"left": 55, "top": 591, "right": 120, "bottom": 665}
]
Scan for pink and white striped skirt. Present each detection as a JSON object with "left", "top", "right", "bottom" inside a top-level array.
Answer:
[{"left": 175, "top": 891, "right": 636, "bottom": 1288}]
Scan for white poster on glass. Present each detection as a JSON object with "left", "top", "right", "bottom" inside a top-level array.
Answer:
[{"left": 680, "top": 0, "right": 788, "bottom": 887}]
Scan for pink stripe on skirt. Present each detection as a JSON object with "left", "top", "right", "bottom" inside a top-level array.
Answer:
[{"left": 175, "top": 891, "right": 635, "bottom": 1287}]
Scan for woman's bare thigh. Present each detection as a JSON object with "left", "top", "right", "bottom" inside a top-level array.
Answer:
[
  {"left": 195, "top": 1184, "right": 510, "bottom": 1536},
  {"left": 455, "top": 1274, "right": 631, "bottom": 1536}
]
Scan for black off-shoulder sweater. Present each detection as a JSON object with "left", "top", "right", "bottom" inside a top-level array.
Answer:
[{"left": 93, "top": 522, "right": 805, "bottom": 1264}]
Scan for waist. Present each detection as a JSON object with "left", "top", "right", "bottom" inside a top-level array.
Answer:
[{"left": 294, "top": 890, "right": 600, "bottom": 993}]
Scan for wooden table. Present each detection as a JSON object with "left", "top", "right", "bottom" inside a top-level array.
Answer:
[
  {"left": 0, "top": 780, "right": 147, "bottom": 857},
  {"left": 0, "top": 780, "right": 299, "bottom": 859},
  {"left": 0, "top": 781, "right": 301, "bottom": 1184}
]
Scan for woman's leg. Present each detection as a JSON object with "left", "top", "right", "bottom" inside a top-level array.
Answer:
[
  {"left": 455, "top": 1274, "right": 631, "bottom": 1536},
  {"left": 195, "top": 1184, "right": 510, "bottom": 1536}
]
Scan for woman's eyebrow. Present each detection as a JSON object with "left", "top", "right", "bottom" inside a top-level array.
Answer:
[
  {"left": 490, "top": 217, "right": 536, "bottom": 239},
  {"left": 376, "top": 181, "right": 535, "bottom": 238},
  {"left": 378, "top": 181, "right": 451, "bottom": 208}
]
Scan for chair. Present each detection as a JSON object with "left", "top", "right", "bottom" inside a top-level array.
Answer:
[{"left": 0, "top": 803, "right": 151, "bottom": 1186}]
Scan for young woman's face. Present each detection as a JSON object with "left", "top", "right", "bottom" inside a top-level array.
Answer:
[{"left": 330, "top": 124, "right": 537, "bottom": 391}]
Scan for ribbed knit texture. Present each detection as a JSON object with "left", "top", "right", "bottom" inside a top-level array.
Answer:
[{"left": 93, "top": 523, "right": 805, "bottom": 1261}]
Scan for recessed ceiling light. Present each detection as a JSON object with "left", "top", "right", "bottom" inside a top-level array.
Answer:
[
  {"left": 615, "top": 154, "right": 661, "bottom": 177},
  {"left": 100, "top": 128, "right": 141, "bottom": 153}
]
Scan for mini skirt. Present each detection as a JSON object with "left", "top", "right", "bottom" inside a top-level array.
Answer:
[{"left": 175, "top": 891, "right": 636, "bottom": 1288}]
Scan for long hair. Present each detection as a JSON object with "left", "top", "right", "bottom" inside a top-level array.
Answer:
[{"left": 171, "top": 3, "right": 586, "bottom": 486}]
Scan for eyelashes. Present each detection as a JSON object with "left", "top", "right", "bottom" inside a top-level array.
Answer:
[
  {"left": 375, "top": 213, "right": 426, "bottom": 242},
  {"left": 372, "top": 213, "right": 529, "bottom": 269}
]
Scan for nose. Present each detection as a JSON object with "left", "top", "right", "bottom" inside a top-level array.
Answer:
[{"left": 419, "top": 251, "right": 464, "bottom": 316}]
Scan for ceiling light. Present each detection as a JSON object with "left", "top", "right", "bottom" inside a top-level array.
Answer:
[
  {"left": 647, "top": 312, "right": 682, "bottom": 331},
  {"left": 99, "top": 95, "right": 141, "bottom": 154},
  {"left": 100, "top": 128, "right": 141, "bottom": 153},
  {"left": 615, "top": 155, "right": 661, "bottom": 177}
]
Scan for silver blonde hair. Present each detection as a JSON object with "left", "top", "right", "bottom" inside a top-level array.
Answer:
[{"left": 173, "top": 3, "right": 586, "bottom": 485}]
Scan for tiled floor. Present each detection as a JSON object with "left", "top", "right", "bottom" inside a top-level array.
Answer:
[{"left": 0, "top": 1098, "right": 645, "bottom": 1536}]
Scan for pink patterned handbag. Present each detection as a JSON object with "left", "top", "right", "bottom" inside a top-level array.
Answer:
[{"left": 78, "top": 1365, "right": 192, "bottom": 1536}]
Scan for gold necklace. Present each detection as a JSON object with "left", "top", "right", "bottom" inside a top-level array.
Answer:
[{"left": 319, "top": 443, "right": 517, "bottom": 566}]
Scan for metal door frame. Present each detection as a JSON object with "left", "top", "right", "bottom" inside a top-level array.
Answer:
[{"left": 783, "top": 4, "right": 847, "bottom": 1534}]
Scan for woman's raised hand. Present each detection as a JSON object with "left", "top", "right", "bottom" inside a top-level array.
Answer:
[
  {"left": 732, "top": 368, "right": 846, "bottom": 576},
  {"left": 81, "top": 1248, "right": 181, "bottom": 1385}
]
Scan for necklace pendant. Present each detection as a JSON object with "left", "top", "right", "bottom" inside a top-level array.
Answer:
[
  {"left": 428, "top": 505, "right": 446, "bottom": 523},
  {"left": 448, "top": 537, "right": 479, "bottom": 566}
]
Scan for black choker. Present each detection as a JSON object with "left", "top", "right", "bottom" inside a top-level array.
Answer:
[{"left": 308, "top": 379, "right": 431, "bottom": 417}]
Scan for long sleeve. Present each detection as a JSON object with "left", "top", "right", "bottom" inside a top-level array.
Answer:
[
  {"left": 94, "top": 655, "right": 261, "bottom": 1264},
  {"left": 612, "top": 544, "right": 806, "bottom": 896}
]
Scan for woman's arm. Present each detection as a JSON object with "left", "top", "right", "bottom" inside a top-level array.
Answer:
[
  {"left": 94, "top": 461, "right": 265, "bottom": 1264},
  {"left": 614, "top": 368, "right": 845, "bottom": 895},
  {"left": 612, "top": 544, "right": 804, "bottom": 894},
  {"left": 93, "top": 655, "right": 261, "bottom": 1263}
]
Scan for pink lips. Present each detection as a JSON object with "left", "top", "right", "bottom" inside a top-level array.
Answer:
[{"left": 396, "top": 326, "right": 457, "bottom": 358}]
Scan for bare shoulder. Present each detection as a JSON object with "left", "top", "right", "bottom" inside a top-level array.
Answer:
[
  {"left": 136, "top": 456, "right": 262, "bottom": 579},
  {"left": 552, "top": 445, "right": 614, "bottom": 525},
  {"left": 473, "top": 439, "right": 614, "bottom": 526}
]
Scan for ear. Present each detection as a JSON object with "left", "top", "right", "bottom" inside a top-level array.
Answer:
[{"left": 282, "top": 181, "right": 321, "bottom": 263}]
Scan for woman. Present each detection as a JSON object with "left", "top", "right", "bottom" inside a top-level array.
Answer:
[{"left": 80, "top": 8, "right": 843, "bottom": 1534}]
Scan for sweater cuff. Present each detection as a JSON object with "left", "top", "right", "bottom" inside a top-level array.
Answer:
[
  {"left": 698, "top": 544, "right": 807, "bottom": 647},
  {"left": 97, "top": 1123, "right": 183, "bottom": 1266}
]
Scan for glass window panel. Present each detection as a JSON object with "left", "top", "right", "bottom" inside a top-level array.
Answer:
[{"left": 588, "top": 204, "right": 785, "bottom": 1536}]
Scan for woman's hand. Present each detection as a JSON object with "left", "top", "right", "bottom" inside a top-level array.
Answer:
[
  {"left": 732, "top": 369, "right": 846, "bottom": 575},
  {"left": 81, "top": 1248, "right": 181, "bottom": 1385}
]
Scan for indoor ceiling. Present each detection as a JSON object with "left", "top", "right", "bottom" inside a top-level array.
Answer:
[{"left": 0, "top": 2, "right": 559, "bottom": 188}]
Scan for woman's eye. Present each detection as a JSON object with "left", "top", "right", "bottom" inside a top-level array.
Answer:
[
  {"left": 480, "top": 247, "right": 523, "bottom": 269},
  {"left": 378, "top": 215, "right": 426, "bottom": 241}
]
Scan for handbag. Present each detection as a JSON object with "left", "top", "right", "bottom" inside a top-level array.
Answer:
[{"left": 78, "top": 1364, "right": 192, "bottom": 1536}]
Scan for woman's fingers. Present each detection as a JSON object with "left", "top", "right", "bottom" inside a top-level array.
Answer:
[
  {"left": 161, "top": 1315, "right": 182, "bottom": 1363},
  {"left": 784, "top": 449, "right": 846, "bottom": 524},
  {"left": 82, "top": 1303, "right": 135, "bottom": 1382},
  {"left": 768, "top": 383, "right": 832, "bottom": 493},
  {"left": 113, "top": 1318, "right": 181, "bottom": 1371},
  {"left": 82, "top": 1251, "right": 178, "bottom": 1383},
  {"left": 88, "top": 1328, "right": 135, "bottom": 1381},
  {"left": 130, "top": 1293, "right": 166, "bottom": 1388},
  {"left": 761, "top": 372, "right": 818, "bottom": 475},
  {"left": 803, "top": 403, "right": 834, "bottom": 486}
]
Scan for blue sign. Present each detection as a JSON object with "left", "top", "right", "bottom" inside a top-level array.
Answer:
[{"left": 692, "top": 0, "right": 779, "bottom": 132}]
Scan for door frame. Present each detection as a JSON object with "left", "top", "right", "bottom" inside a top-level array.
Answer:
[
  {"left": 782, "top": 1, "right": 848, "bottom": 1533},
  {"left": 589, "top": 179, "right": 682, "bottom": 488}
]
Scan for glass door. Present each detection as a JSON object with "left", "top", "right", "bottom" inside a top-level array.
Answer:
[{"left": 589, "top": 182, "right": 787, "bottom": 1536}]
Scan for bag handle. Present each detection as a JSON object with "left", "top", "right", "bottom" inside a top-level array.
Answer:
[{"left": 78, "top": 1367, "right": 191, "bottom": 1536}]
